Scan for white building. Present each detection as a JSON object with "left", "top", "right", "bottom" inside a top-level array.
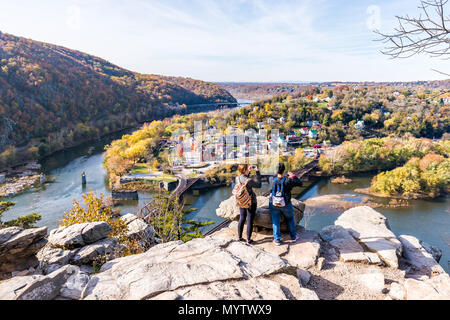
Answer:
[
  {"left": 299, "top": 128, "right": 309, "bottom": 135},
  {"left": 308, "top": 130, "right": 318, "bottom": 139},
  {"left": 355, "top": 120, "right": 365, "bottom": 130},
  {"left": 267, "top": 118, "right": 277, "bottom": 125},
  {"left": 443, "top": 97, "right": 450, "bottom": 105}
]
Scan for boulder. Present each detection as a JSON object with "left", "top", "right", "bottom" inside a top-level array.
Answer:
[
  {"left": 120, "top": 213, "right": 154, "bottom": 247},
  {"left": 216, "top": 196, "right": 305, "bottom": 232},
  {"left": 70, "top": 238, "right": 125, "bottom": 266},
  {"left": 319, "top": 225, "right": 382, "bottom": 265},
  {"left": 47, "top": 222, "right": 113, "bottom": 249},
  {"left": 335, "top": 206, "right": 402, "bottom": 268},
  {"left": 398, "top": 235, "right": 445, "bottom": 277},
  {"left": 0, "top": 265, "right": 78, "bottom": 300},
  {"left": 82, "top": 237, "right": 293, "bottom": 300},
  {"left": 0, "top": 226, "right": 48, "bottom": 275}
]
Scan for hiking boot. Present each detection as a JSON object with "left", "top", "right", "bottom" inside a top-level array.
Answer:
[
  {"left": 273, "top": 239, "right": 282, "bottom": 246},
  {"left": 246, "top": 239, "right": 254, "bottom": 245},
  {"left": 291, "top": 235, "right": 301, "bottom": 243}
]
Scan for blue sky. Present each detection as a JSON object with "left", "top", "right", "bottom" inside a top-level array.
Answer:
[{"left": 0, "top": 0, "right": 448, "bottom": 82}]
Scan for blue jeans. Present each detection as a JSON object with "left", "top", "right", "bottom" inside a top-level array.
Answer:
[{"left": 269, "top": 201, "right": 297, "bottom": 242}]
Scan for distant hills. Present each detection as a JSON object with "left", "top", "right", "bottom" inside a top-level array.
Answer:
[
  {"left": 218, "top": 80, "right": 450, "bottom": 101},
  {"left": 0, "top": 31, "right": 235, "bottom": 164}
]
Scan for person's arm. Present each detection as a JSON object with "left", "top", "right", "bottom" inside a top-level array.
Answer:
[
  {"left": 285, "top": 172, "right": 302, "bottom": 189},
  {"left": 247, "top": 170, "right": 262, "bottom": 188}
]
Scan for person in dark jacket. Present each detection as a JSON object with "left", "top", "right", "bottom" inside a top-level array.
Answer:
[
  {"left": 235, "top": 164, "right": 261, "bottom": 244},
  {"left": 269, "top": 163, "right": 302, "bottom": 246}
]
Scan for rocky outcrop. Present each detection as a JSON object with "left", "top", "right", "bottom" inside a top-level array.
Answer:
[
  {"left": 398, "top": 235, "right": 445, "bottom": 277},
  {"left": 319, "top": 225, "right": 382, "bottom": 265},
  {"left": 37, "top": 222, "right": 124, "bottom": 274},
  {"left": 152, "top": 276, "right": 300, "bottom": 300},
  {"left": 334, "top": 206, "right": 402, "bottom": 268},
  {"left": 47, "top": 222, "right": 113, "bottom": 249},
  {"left": 82, "top": 237, "right": 298, "bottom": 300},
  {"left": 211, "top": 221, "right": 321, "bottom": 270},
  {"left": 59, "top": 268, "right": 90, "bottom": 300},
  {"left": 0, "top": 265, "right": 80, "bottom": 300},
  {"left": 216, "top": 196, "right": 305, "bottom": 232},
  {"left": 0, "top": 226, "right": 47, "bottom": 277},
  {"left": 1, "top": 206, "right": 448, "bottom": 301},
  {"left": 70, "top": 238, "right": 125, "bottom": 266}
]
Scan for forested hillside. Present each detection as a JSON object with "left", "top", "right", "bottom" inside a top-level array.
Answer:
[{"left": 0, "top": 31, "right": 235, "bottom": 167}]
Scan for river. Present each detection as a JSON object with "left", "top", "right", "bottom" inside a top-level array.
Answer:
[
  {"left": 2, "top": 100, "right": 448, "bottom": 273},
  {"left": 2, "top": 99, "right": 254, "bottom": 230}
]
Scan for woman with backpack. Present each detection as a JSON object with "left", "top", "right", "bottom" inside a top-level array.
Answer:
[
  {"left": 269, "top": 163, "right": 303, "bottom": 246},
  {"left": 232, "top": 164, "right": 262, "bottom": 244}
]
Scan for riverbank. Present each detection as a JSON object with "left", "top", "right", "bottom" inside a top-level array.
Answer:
[
  {"left": 354, "top": 187, "right": 442, "bottom": 200},
  {"left": 0, "top": 161, "right": 46, "bottom": 198},
  {"left": 0, "top": 174, "right": 43, "bottom": 198}
]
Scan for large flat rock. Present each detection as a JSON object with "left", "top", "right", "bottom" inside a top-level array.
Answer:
[
  {"left": 82, "top": 237, "right": 294, "bottom": 300},
  {"left": 150, "top": 277, "right": 297, "bottom": 300},
  {"left": 319, "top": 225, "right": 382, "bottom": 265},
  {"left": 47, "top": 222, "right": 113, "bottom": 249},
  {"left": 216, "top": 196, "right": 305, "bottom": 232},
  {"left": 283, "top": 228, "right": 321, "bottom": 269},
  {"left": 211, "top": 222, "right": 321, "bottom": 270},
  {"left": 0, "top": 265, "right": 78, "bottom": 300},
  {"left": 335, "top": 206, "right": 402, "bottom": 268}
]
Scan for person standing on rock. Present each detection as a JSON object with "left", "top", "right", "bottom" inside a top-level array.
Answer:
[
  {"left": 233, "top": 164, "right": 261, "bottom": 244},
  {"left": 269, "top": 163, "right": 302, "bottom": 246}
]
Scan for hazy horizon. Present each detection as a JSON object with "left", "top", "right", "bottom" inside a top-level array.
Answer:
[{"left": 1, "top": 0, "right": 449, "bottom": 83}]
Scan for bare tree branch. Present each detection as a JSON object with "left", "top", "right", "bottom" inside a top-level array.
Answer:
[{"left": 375, "top": 0, "right": 450, "bottom": 66}]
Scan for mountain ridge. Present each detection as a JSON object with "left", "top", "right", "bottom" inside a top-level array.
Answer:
[{"left": 0, "top": 31, "right": 236, "bottom": 167}]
